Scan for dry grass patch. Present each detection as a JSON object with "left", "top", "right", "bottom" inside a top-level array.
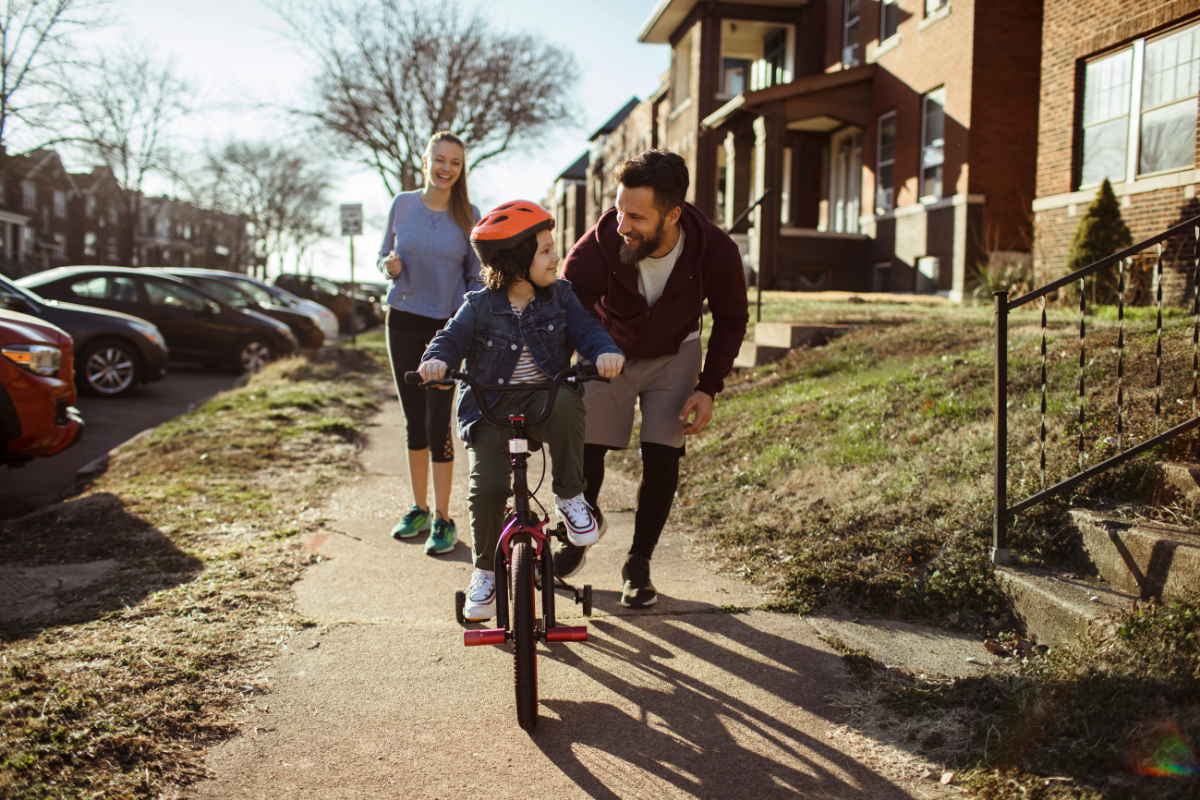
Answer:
[{"left": 0, "top": 344, "right": 391, "bottom": 799}]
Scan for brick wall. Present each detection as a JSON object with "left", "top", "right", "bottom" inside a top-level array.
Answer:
[{"left": 1035, "top": 0, "right": 1200, "bottom": 297}]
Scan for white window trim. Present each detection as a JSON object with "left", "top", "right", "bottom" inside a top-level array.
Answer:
[
  {"left": 880, "top": 0, "right": 900, "bottom": 43},
  {"left": 843, "top": 0, "right": 860, "bottom": 67},
  {"left": 876, "top": 111, "right": 897, "bottom": 212},
  {"left": 920, "top": 88, "right": 947, "bottom": 201},
  {"left": 919, "top": 1, "right": 951, "bottom": 30},
  {"left": 1079, "top": 22, "right": 1199, "bottom": 190}
]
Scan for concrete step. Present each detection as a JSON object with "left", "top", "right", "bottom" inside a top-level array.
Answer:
[
  {"left": 754, "top": 322, "right": 853, "bottom": 349},
  {"left": 733, "top": 341, "right": 790, "bottom": 368},
  {"left": 1070, "top": 508, "right": 1200, "bottom": 602},
  {"left": 995, "top": 566, "right": 1136, "bottom": 648},
  {"left": 1162, "top": 461, "right": 1200, "bottom": 505}
]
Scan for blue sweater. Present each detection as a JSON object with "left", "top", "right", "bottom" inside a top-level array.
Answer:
[{"left": 376, "top": 191, "right": 483, "bottom": 320}]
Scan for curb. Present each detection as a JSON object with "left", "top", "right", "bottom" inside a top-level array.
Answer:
[{"left": 75, "top": 427, "right": 160, "bottom": 481}]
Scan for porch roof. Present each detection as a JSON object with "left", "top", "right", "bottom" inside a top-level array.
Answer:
[
  {"left": 638, "top": 0, "right": 808, "bottom": 44},
  {"left": 702, "top": 64, "right": 875, "bottom": 130}
]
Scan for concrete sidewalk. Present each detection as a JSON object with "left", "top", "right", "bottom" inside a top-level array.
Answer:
[{"left": 190, "top": 401, "right": 969, "bottom": 799}]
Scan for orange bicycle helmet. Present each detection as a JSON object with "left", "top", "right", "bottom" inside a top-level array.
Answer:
[{"left": 470, "top": 200, "right": 555, "bottom": 266}]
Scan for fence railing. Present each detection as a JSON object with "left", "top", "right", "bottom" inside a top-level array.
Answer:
[{"left": 991, "top": 214, "right": 1200, "bottom": 564}]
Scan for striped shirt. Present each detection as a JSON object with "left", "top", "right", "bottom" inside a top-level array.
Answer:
[{"left": 510, "top": 304, "right": 548, "bottom": 384}]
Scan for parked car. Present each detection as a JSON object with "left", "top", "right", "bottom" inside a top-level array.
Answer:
[
  {"left": 0, "top": 273, "right": 169, "bottom": 398},
  {"left": 164, "top": 268, "right": 325, "bottom": 348},
  {"left": 18, "top": 267, "right": 297, "bottom": 373},
  {"left": 1, "top": 308, "right": 83, "bottom": 466},
  {"left": 215, "top": 273, "right": 340, "bottom": 343},
  {"left": 275, "top": 273, "right": 383, "bottom": 334}
]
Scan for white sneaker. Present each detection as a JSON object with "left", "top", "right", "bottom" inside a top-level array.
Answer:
[
  {"left": 464, "top": 569, "right": 496, "bottom": 621},
  {"left": 554, "top": 494, "right": 600, "bottom": 546}
]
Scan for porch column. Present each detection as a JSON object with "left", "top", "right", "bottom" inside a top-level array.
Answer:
[
  {"left": 724, "top": 130, "right": 755, "bottom": 232},
  {"left": 751, "top": 115, "right": 781, "bottom": 289}
]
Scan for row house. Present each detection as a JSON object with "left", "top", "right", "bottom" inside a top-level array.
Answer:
[
  {"left": 550, "top": 0, "right": 1045, "bottom": 299},
  {"left": 0, "top": 149, "right": 251, "bottom": 280},
  {"left": 1032, "top": 0, "right": 1200, "bottom": 303},
  {"left": 546, "top": 152, "right": 590, "bottom": 260}
]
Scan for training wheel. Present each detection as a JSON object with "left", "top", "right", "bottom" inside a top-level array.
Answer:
[
  {"left": 455, "top": 589, "right": 466, "bottom": 625},
  {"left": 582, "top": 584, "right": 593, "bottom": 617}
]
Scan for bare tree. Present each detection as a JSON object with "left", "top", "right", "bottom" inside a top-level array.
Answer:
[
  {"left": 200, "top": 139, "right": 333, "bottom": 278},
  {"left": 55, "top": 44, "right": 191, "bottom": 266},
  {"left": 0, "top": 0, "right": 108, "bottom": 153},
  {"left": 272, "top": 0, "right": 579, "bottom": 194}
]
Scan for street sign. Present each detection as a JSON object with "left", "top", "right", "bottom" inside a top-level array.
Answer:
[{"left": 340, "top": 204, "right": 363, "bottom": 236}]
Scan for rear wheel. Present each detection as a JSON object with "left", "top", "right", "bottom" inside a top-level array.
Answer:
[
  {"left": 455, "top": 589, "right": 466, "bottom": 625},
  {"left": 78, "top": 339, "right": 140, "bottom": 397},
  {"left": 237, "top": 336, "right": 273, "bottom": 374},
  {"left": 511, "top": 540, "right": 538, "bottom": 731}
]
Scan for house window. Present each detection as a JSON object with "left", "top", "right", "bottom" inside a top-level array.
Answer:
[
  {"left": 53, "top": 190, "right": 65, "bottom": 218},
  {"left": 921, "top": 88, "right": 946, "bottom": 201},
  {"left": 41, "top": 207, "right": 49, "bottom": 231},
  {"left": 1080, "top": 23, "right": 1200, "bottom": 187},
  {"left": 881, "top": 0, "right": 900, "bottom": 42},
  {"left": 925, "top": 0, "right": 948, "bottom": 15},
  {"left": 876, "top": 112, "right": 896, "bottom": 211},
  {"left": 53, "top": 232, "right": 64, "bottom": 255},
  {"left": 722, "top": 57, "right": 750, "bottom": 95},
  {"left": 23, "top": 226, "right": 34, "bottom": 253},
  {"left": 85, "top": 195, "right": 96, "bottom": 217},
  {"left": 84, "top": 232, "right": 97, "bottom": 256},
  {"left": 109, "top": 204, "right": 118, "bottom": 225},
  {"left": 22, "top": 182, "right": 35, "bottom": 209},
  {"left": 843, "top": 0, "right": 861, "bottom": 67},
  {"left": 762, "top": 28, "right": 788, "bottom": 88}
]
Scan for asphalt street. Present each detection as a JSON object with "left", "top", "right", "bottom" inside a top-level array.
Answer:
[
  {"left": 189, "top": 400, "right": 961, "bottom": 800},
  {"left": 0, "top": 365, "right": 241, "bottom": 520}
]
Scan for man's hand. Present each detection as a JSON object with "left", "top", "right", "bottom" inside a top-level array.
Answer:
[
  {"left": 679, "top": 391, "right": 713, "bottom": 436},
  {"left": 418, "top": 359, "right": 447, "bottom": 382},
  {"left": 383, "top": 249, "right": 402, "bottom": 277},
  {"left": 595, "top": 352, "right": 625, "bottom": 379}
]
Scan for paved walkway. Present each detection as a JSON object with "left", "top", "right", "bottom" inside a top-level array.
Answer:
[{"left": 190, "top": 401, "right": 961, "bottom": 799}]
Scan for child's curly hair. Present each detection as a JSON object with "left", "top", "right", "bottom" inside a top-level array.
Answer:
[{"left": 480, "top": 236, "right": 538, "bottom": 292}]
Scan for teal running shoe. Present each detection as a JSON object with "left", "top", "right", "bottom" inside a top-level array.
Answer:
[
  {"left": 391, "top": 506, "right": 431, "bottom": 540},
  {"left": 424, "top": 515, "right": 458, "bottom": 555}
]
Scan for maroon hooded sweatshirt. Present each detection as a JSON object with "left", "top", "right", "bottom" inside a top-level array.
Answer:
[{"left": 561, "top": 202, "right": 749, "bottom": 397}]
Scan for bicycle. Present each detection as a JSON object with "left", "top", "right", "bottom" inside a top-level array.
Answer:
[{"left": 405, "top": 363, "right": 607, "bottom": 731}]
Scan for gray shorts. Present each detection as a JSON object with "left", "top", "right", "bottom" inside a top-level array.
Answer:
[{"left": 583, "top": 337, "right": 703, "bottom": 450}]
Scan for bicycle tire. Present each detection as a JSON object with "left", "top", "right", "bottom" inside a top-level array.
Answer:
[{"left": 511, "top": 540, "right": 539, "bottom": 731}]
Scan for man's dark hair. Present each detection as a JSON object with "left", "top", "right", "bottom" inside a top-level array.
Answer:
[
  {"left": 481, "top": 236, "right": 538, "bottom": 292},
  {"left": 613, "top": 149, "right": 689, "bottom": 216}
]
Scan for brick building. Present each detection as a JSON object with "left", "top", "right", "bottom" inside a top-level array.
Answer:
[
  {"left": 1032, "top": 0, "right": 1200, "bottom": 302},
  {"left": 546, "top": 152, "right": 589, "bottom": 259},
  {"left": 553, "top": 0, "right": 1044, "bottom": 298}
]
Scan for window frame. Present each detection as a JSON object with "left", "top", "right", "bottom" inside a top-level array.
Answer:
[
  {"left": 843, "top": 0, "right": 861, "bottom": 67},
  {"left": 52, "top": 190, "right": 66, "bottom": 219},
  {"left": 1078, "top": 21, "right": 1200, "bottom": 189},
  {"left": 920, "top": 88, "right": 947, "bottom": 202},
  {"left": 881, "top": 0, "right": 900, "bottom": 43},
  {"left": 924, "top": 0, "right": 948, "bottom": 17},
  {"left": 22, "top": 182, "right": 36, "bottom": 210},
  {"left": 876, "top": 111, "right": 897, "bottom": 212}
]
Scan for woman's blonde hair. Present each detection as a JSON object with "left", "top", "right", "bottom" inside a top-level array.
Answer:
[{"left": 424, "top": 131, "right": 473, "bottom": 239}]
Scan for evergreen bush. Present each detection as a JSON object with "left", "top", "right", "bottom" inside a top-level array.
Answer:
[{"left": 1065, "top": 178, "right": 1133, "bottom": 304}]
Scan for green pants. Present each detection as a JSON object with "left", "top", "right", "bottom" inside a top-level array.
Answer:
[{"left": 467, "top": 388, "right": 587, "bottom": 571}]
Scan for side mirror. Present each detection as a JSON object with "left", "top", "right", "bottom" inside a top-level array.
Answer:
[
  {"left": 1, "top": 292, "right": 29, "bottom": 311},
  {"left": 206, "top": 301, "right": 220, "bottom": 315}
]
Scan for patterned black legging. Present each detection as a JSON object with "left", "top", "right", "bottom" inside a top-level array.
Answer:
[{"left": 386, "top": 310, "right": 455, "bottom": 463}]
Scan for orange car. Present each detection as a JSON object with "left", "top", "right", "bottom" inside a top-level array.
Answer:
[{"left": 1, "top": 308, "right": 84, "bottom": 466}]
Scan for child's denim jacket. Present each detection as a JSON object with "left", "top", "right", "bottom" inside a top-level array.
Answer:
[{"left": 423, "top": 279, "right": 623, "bottom": 444}]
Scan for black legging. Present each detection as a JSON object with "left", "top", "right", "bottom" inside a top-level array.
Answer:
[
  {"left": 583, "top": 441, "right": 683, "bottom": 559},
  {"left": 386, "top": 310, "right": 455, "bottom": 463}
]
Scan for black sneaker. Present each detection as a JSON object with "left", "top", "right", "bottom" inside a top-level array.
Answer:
[
  {"left": 620, "top": 553, "right": 657, "bottom": 608},
  {"left": 553, "top": 507, "right": 606, "bottom": 579}
]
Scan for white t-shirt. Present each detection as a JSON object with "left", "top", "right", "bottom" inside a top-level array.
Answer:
[{"left": 637, "top": 229, "right": 699, "bottom": 343}]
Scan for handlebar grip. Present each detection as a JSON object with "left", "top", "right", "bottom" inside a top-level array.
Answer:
[
  {"left": 404, "top": 371, "right": 422, "bottom": 384},
  {"left": 576, "top": 363, "right": 600, "bottom": 378}
]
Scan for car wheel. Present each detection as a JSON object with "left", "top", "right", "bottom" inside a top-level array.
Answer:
[
  {"left": 238, "top": 337, "right": 274, "bottom": 374},
  {"left": 78, "top": 339, "right": 141, "bottom": 398},
  {"left": 353, "top": 308, "right": 370, "bottom": 333}
]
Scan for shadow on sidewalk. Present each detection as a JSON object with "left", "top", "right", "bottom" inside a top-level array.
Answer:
[{"left": 531, "top": 613, "right": 917, "bottom": 799}]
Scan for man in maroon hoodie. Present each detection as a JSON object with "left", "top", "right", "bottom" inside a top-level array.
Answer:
[{"left": 559, "top": 149, "right": 749, "bottom": 608}]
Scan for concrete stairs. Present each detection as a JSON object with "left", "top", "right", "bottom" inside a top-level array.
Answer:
[
  {"left": 996, "top": 501, "right": 1200, "bottom": 648},
  {"left": 734, "top": 322, "right": 852, "bottom": 368}
]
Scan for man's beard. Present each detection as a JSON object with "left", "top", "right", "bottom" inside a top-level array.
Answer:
[{"left": 618, "top": 216, "right": 667, "bottom": 265}]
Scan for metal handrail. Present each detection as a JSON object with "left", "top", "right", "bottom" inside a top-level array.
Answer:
[{"left": 992, "top": 213, "right": 1200, "bottom": 564}]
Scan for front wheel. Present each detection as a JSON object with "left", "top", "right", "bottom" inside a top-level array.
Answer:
[
  {"left": 78, "top": 339, "right": 140, "bottom": 397},
  {"left": 511, "top": 540, "right": 538, "bottom": 731},
  {"left": 237, "top": 336, "right": 274, "bottom": 374}
]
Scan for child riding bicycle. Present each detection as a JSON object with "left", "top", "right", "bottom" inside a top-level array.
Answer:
[{"left": 418, "top": 201, "right": 625, "bottom": 621}]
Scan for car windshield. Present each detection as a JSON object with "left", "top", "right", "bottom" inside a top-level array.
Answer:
[
  {"left": 313, "top": 276, "right": 341, "bottom": 294},
  {"left": 196, "top": 277, "right": 252, "bottom": 309},
  {"left": 227, "top": 278, "right": 277, "bottom": 307},
  {"left": 0, "top": 274, "right": 44, "bottom": 304}
]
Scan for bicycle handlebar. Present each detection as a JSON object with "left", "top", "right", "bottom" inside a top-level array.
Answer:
[{"left": 403, "top": 363, "right": 609, "bottom": 430}]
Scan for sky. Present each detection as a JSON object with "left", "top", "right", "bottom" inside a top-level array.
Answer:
[{"left": 61, "top": 0, "right": 672, "bottom": 282}]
